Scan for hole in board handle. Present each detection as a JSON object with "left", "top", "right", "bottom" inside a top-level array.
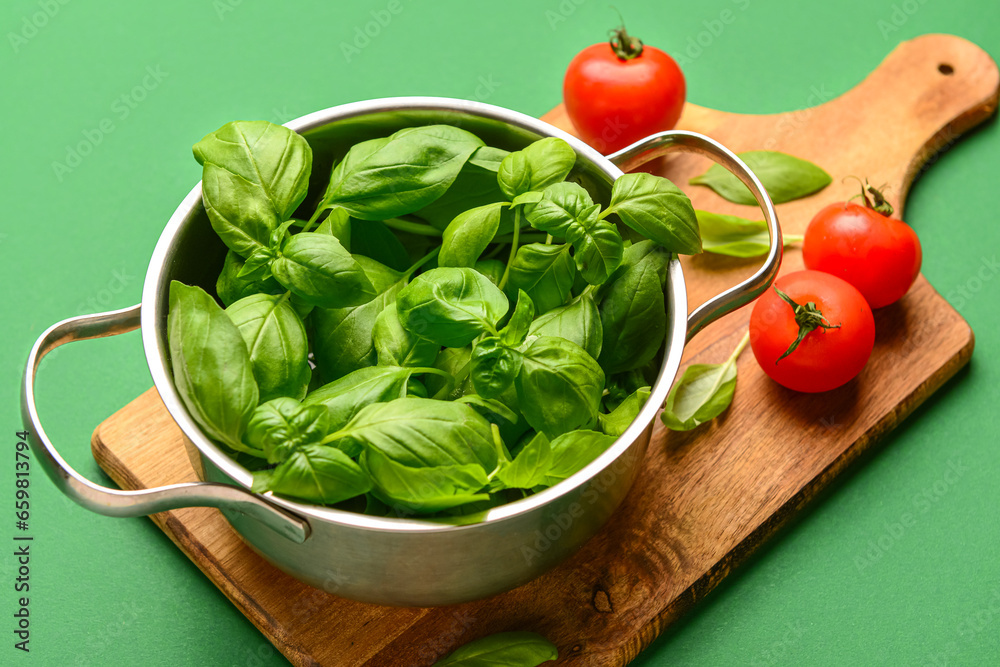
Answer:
[{"left": 938, "top": 63, "right": 955, "bottom": 75}]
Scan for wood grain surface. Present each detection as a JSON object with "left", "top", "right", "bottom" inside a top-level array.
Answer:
[{"left": 92, "top": 33, "right": 995, "bottom": 666}]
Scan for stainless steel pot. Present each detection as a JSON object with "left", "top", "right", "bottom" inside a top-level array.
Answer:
[{"left": 22, "top": 97, "right": 781, "bottom": 606}]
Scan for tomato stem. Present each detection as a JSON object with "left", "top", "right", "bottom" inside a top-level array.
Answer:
[
  {"left": 773, "top": 286, "right": 841, "bottom": 363},
  {"left": 846, "top": 176, "right": 895, "bottom": 216},
  {"left": 608, "top": 9, "right": 643, "bottom": 60}
]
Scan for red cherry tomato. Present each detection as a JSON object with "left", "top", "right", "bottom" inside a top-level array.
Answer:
[
  {"left": 802, "top": 185, "right": 921, "bottom": 308},
  {"left": 563, "top": 26, "right": 685, "bottom": 154},
  {"left": 750, "top": 270, "right": 875, "bottom": 393}
]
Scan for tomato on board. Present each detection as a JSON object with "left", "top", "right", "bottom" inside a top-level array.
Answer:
[
  {"left": 803, "top": 182, "right": 921, "bottom": 308},
  {"left": 749, "top": 270, "right": 875, "bottom": 393},
  {"left": 563, "top": 24, "right": 685, "bottom": 154}
]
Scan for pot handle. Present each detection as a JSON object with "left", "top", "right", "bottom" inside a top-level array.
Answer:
[
  {"left": 608, "top": 131, "right": 782, "bottom": 340},
  {"left": 20, "top": 304, "right": 310, "bottom": 543}
]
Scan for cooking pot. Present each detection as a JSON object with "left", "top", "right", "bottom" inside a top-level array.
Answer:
[{"left": 22, "top": 97, "right": 781, "bottom": 606}]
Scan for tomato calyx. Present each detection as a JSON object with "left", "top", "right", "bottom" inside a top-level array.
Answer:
[
  {"left": 847, "top": 177, "right": 895, "bottom": 217},
  {"left": 773, "top": 286, "right": 841, "bottom": 363},
  {"left": 608, "top": 14, "right": 643, "bottom": 60}
]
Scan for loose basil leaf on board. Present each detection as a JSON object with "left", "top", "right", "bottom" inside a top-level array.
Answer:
[
  {"left": 689, "top": 150, "right": 832, "bottom": 205},
  {"left": 415, "top": 146, "right": 510, "bottom": 230},
  {"left": 470, "top": 336, "right": 522, "bottom": 400},
  {"left": 315, "top": 206, "right": 352, "bottom": 250},
  {"left": 373, "top": 302, "right": 440, "bottom": 368},
  {"left": 226, "top": 293, "right": 311, "bottom": 403},
  {"left": 516, "top": 336, "right": 605, "bottom": 439},
  {"left": 661, "top": 333, "right": 748, "bottom": 431},
  {"left": 507, "top": 243, "right": 575, "bottom": 314},
  {"left": 524, "top": 182, "right": 623, "bottom": 284},
  {"left": 497, "top": 137, "right": 577, "bottom": 199},
  {"left": 271, "top": 232, "right": 376, "bottom": 309},
  {"left": 598, "top": 386, "right": 651, "bottom": 437},
  {"left": 167, "top": 282, "right": 259, "bottom": 451},
  {"left": 303, "top": 366, "right": 416, "bottom": 435},
  {"left": 323, "top": 125, "right": 483, "bottom": 220},
  {"left": 245, "top": 398, "right": 328, "bottom": 464},
  {"left": 350, "top": 219, "right": 411, "bottom": 272},
  {"left": 252, "top": 444, "right": 371, "bottom": 505},
  {"left": 696, "top": 210, "right": 796, "bottom": 258},
  {"left": 396, "top": 267, "right": 509, "bottom": 348},
  {"left": 216, "top": 250, "right": 284, "bottom": 307},
  {"left": 499, "top": 290, "right": 535, "bottom": 347},
  {"left": 495, "top": 432, "right": 552, "bottom": 491},
  {"left": 602, "top": 172, "right": 701, "bottom": 255},
  {"left": 598, "top": 245, "right": 671, "bottom": 374},
  {"left": 433, "top": 631, "right": 559, "bottom": 667},
  {"left": 361, "top": 448, "right": 490, "bottom": 514},
  {"left": 439, "top": 202, "right": 506, "bottom": 268},
  {"left": 542, "top": 430, "right": 617, "bottom": 486},
  {"left": 312, "top": 257, "right": 404, "bottom": 381},
  {"left": 528, "top": 292, "right": 602, "bottom": 360}
]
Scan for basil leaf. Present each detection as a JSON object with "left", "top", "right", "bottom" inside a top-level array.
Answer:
[
  {"left": 470, "top": 336, "right": 522, "bottom": 400},
  {"left": 696, "top": 210, "right": 796, "bottom": 258},
  {"left": 454, "top": 395, "right": 519, "bottom": 426},
  {"left": 542, "top": 430, "right": 617, "bottom": 486},
  {"left": 312, "top": 258, "right": 403, "bottom": 380},
  {"left": 245, "top": 398, "right": 328, "bottom": 464},
  {"left": 598, "top": 386, "right": 651, "bottom": 437},
  {"left": 497, "top": 137, "right": 576, "bottom": 199},
  {"left": 661, "top": 333, "right": 748, "bottom": 431},
  {"left": 499, "top": 289, "right": 535, "bottom": 347},
  {"left": 598, "top": 245, "right": 670, "bottom": 374},
  {"left": 336, "top": 397, "right": 498, "bottom": 472},
  {"left": 361, "top": 447, "right": 490, "bottom": 514},
  {"left": 226, "top": 293, "right": 311, "bottom": 403},
  {"left": 253, "top": 444, "right": 371, "bottom": 505},
  {"left": 167, "top": 282, "right": 259, "bottom": 451},
  {"left": 350, "top": 219, "right": 411, "bottom": 272},
  {"left": 474, "top": 258, "right": 506, "bottom": 288},
  {"left": 525, "top": 182, "right": 623, "bottom": 284},
  {"left": 528, "top": 292, "right": 602, "bottom": 360},
  {"left": 689, "top": 150, "right": 832, "bottom": 205},
  {"left": 216, "top": 250, "right": 283, "bottom": 307},
  {"left": 424, "top": 345, "right": 473, "bottom": 399},
  {"left": 324, "top": 125, "right": 483, "bottom": 220},
  {"left": 303, "top": 365, "right": 415, "bottom": 435},
  {"left": 516, "top": 336, "right": 605, "bottom": 438},
  {"left": 373, "top": 302, "right": 440, "bottom": 368},
  {"left": 396, "top": 267, "right": 509, "bottom": 348},
  {"left": 439, "top": 202, "right": 506, "bottom": 268},
  {"left": 315, "top": 206, "right": 352, "bottom": 250},
  {"left": 496, "top": 432, "right": 552, "bottom": 490},
  {"left": 271, "top": 232, "right": 375, "bottom": 308},
  {"left": 433, "top": 631, "right": 558, "bottom": 667},
  {"left": 415, "top": 145, "right": 510, "bottom": 230},
  {"left": 194, "top": 122, "right": 311, "bottom": 259},
  {"left": 508, "top": 243, "right": 575, "bottom": 314},
  {"left": 602, "top": 172, "right": 701, "bottom": 254}
]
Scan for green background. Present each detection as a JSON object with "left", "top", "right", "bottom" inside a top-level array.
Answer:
[{"left": 2, "top": 0, "right": 998, "bottom": 664}]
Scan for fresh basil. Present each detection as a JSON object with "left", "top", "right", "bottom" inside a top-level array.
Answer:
[
  {"left": 499, "top": 289, "right": 535, "bottom": 347},
  {"left": 193, "top": 121, "right": 312, "bottom": 258},
  {"left": 396, "top": 267, "right": 509, "bottom": 347},
  {"left": 507, "top": 243, "right": 575, "bottom": 314},
  {"left": 415, "top": 145, "right": 510, "bottom": 230},
  {"left": 373, "top": 302, "right": 440, "bottom": 368},
  {"left": 433, "top": 631, "right": 558, "bottom": 667},
  {"left": 216, "top": 250, "right": 283, "bottom": 307},
  {"left": 542, "top": 429, "right": 617, "bottom": 486},
  {"left": 167, "top": 282, "right": 259, "bottom": 451},
  {"left": 689, "top": 150, "right": 832, "bottom": 205},
  {"left": 497, "top": 137, "right": 576, "bottom": 199},
  {"left": 270, "top": 232, "right": 375, "bottom": 309},
  {"left": 226, "top": 293, "right": 310, "bottom": 403},
  {"left": 516, "top": 336, "right": 604, "bottom": 438},
  {"left": 439, "top": 202, "right": 507, "bottom": 268},
  {"left": 245, "top": 398, "right": 328, "bottom": 464},
  {"left": 696, "top": 210, "right": 799, "bottom": 257},
  {"left": 361, "top": 448, "right": 491, "bottom": 514},
  {"left": 602, "top": 172, "right": 701, "bottom": 254},
  {"left": 470, "top": 336, "right": 522, "bottom": 400},
  {"left": 528, "top": 292, "right": 602, "bottom": 360},
  {"left": 598, "top": 386, "right": 651, "bottom": 437},
  {"left": 252, "top": 444, "right": 371, "bottom": 505},
  {"left": 303, "top": 366, "right": 416, "bottom": 434},
  {"left": 661, "top": 333, "right": 748, "bottom": 431},
  {"left": 495, "top": 432, "right": 552, "bottom": 490}
]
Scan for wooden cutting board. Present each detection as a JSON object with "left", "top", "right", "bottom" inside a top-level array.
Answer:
[{"left": 91, "top": 34, "right": 996, "bottom": 667}]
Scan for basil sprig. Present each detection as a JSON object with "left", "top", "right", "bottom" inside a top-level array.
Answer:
[{"left": 689, "top": 150, "right": 831, "bottom": 205}]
